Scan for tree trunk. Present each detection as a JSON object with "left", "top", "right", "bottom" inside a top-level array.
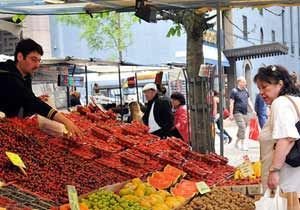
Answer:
[{"left": 184, "top": 14, "right": 214, "bottom": 153}]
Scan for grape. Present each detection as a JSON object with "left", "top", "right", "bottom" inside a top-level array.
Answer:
[{"left": 80, "top": 189, "right": 149, "bottom": 210}]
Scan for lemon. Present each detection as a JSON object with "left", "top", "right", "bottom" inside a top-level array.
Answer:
[
  {"left": 152, "top": 203, "right": 170, "bottom": 210},
  {"left": 140, "top": 198, "right": 152, "bottom": 208},
  {"left": 132, "top": 178, "right": 143, "bottom": 187},
  {"left": 165, "top": 196, "right": 182, "bottom": 208}
]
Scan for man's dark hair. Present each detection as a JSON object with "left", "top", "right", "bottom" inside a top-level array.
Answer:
[
  {"left": 171, "top": 92, "right": 186, "bottom": 105},
  {"left": 254, "top": 65, "right": 300, "bottom": 96},
  {"left": 14, "top": 38, "right": 43, "bottom": 62}
]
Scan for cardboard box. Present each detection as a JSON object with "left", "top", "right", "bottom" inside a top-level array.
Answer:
[
  {"left": 247, "top": 184, "right": 262, "bottom": 195},
  {"left": 231, "top": 185, "right": 247, "bottom": 195},
  {"left": 220, "top": 186, "right": 232, "bottom": 191}
]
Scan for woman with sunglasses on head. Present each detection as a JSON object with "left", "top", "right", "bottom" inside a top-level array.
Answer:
[{"left": 254, "top": 65, "right": 300, "bottom": 193}]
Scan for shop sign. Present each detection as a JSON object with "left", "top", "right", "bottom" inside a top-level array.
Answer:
[
  {"left": 67, "top": 185, "right": 80, "bottom": 210},
  {"left": 239, "top": 162, "right": 254, "bottom": 178},
  {"left": 196, "top": 181, "right": 211, "bottom": 194}
]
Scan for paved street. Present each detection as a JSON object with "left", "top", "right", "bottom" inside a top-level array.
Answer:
[{"left": 214, "top": 119, "right": 260, "bottom": 167}]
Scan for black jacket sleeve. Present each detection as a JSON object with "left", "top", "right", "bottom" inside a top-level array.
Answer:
[
  {"left": 6, "top": 74, "right": 56, "bottom": 119},
  {"left": 155, "top": 97, "right": 174, "bottom": 131}
]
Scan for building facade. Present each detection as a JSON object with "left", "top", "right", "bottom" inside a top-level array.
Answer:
[{"left": 226, "top": 7, "right": 300, "bottom": 100}]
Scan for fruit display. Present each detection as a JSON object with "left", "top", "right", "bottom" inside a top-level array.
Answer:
[
  {"left": 219, "top": 161, "right": 261, "bottom": 186},
  {"left": 148, "top": 165, "right": 185, "bottom": 190},
  {"left": 0, "top": 105, "right": 235, "bottom": 205},
  {"left": 170, "top": 180, "right": 198, "bottom": 200},
  {"left": 178, "top": 188, "right": 255, "bottom": 210},
  {"left": 119, "top": 178, "right": 186, "bottom": 210},
  {"left": 234, "top": 161, "right": 261, "bottom": 180},
  {"left": 219, "top": 177, "right": 261, "bottom": 186},
  {"left": 81, "top": 189, "right": 147, "bottom": 210}
]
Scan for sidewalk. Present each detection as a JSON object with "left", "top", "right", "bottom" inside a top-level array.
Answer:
[{"left": 214, "top": 119, "right": 260, "bottom": 167}]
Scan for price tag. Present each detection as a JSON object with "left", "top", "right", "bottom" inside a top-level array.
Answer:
[
  {"left": 5, "top": 152, "right": 26, "bottom": 168},
  {"left": 196, "top": 181, "right": 211, "bottom": 194},
  {"left": 67, "top": 185, "right": 80, "bottom": 210},
  {"left": 239, "top": 162, "right": 254, "bottom": 178}
]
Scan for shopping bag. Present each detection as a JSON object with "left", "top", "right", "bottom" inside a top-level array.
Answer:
[
  {"left": 255, "top": 188, "right": 287, "bottom": 210},
  {"left": 249, "top": 117, "right": 259, "bottom": 140},
  {"left": 281, "top": 192, "right": 300, "bottom": 210},
  {"left": 223, "top": 109, "right": 230, "bottom": 119}
]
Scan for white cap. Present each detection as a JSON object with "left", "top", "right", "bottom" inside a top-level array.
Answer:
[{"left": 143, "top": 83, "right": 157, "bottom": 92}]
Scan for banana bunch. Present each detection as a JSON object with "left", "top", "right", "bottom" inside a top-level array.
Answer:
[{"left": 234, "top": 161, "right": 261, "bottom": 180}]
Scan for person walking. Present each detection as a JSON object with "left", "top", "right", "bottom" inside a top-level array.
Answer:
[
  {"left": 229, "top": 76, "right": 256, "bottom": 150},
  {"left": 213, "top": 91, "right": 232, "bottom": 143},
  {"left": 254, "top": 65, "right": 300, "bottom": 192},
  {"left": 254, "top": 94, "right": 268, "bottom": 128}
]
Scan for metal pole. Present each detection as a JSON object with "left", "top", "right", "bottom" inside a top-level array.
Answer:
[
  {"left": 217, "top": 5, "right": 224, "bottom": 156},
  {"left": 85, "top": 65, "right": 88, "bottom": 106},
  {"left": 182, "top": 67, "right": 191, "bottom": 145},
  {"left": 118, "top": 63, "right": 123, "bottom": 121},
  {"left": 135, "top": 72, "right": 139, "bottom": 104},
  {"left": 66, "top": 86, "right": 70, "bottom": 108}
]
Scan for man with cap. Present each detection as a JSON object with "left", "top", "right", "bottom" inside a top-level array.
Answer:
[{"left": 142, "top": 83, "right": 174, "bottom": 138}]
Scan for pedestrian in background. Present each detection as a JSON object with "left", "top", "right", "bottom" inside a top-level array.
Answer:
[
  {"left": 229, "top": 76, "right": 256, "bottom": 151},
  {"left": 255, "top": 94, "right": 268, "bottom": 129},
  {"left": 127, "top": 101, "right": 143, "bottom": 124},
  {"left": 170, "top": 92, "right": 189, "bottom": 143},
  {"left": 142, "top": 83, "right": 174, "bottom": 138},
  {"left": 212, "top": 91, "right": 232, "bottom": 143}
]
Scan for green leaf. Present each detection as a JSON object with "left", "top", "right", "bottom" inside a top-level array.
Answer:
[
  {"left": 56, "top": 12, "right": 137, "bottom": 60},
  {"left": 12, "top": 15, "right": 26, "bottom": 23}
]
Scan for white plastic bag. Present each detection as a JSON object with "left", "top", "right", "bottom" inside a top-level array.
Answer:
[{"left": 255, "top": 188, "right": 287, "bottom": 210}]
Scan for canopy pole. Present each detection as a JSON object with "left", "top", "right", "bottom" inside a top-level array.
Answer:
[
  {"left": 118, "top": 63, "right": 123, "bottom": 121},
  {"left": 135, "top": 72, "right": 139, "bottom": 104},
  {"left": 85, "top": 65, "right": 88, "bottom": 105},
  {"left": 217, "top": 5, "right": 224, "bottom": 156},
  {"left": 182, "top": 67, "right": 191, "bottom": 145}
]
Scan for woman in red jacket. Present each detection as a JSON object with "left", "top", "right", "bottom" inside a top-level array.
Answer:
[{"left": 170, "top": 92, "right": 189, "bottom": 143}]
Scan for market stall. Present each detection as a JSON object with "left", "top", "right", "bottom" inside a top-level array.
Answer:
[
  {"left": 1, "top": 0, "right": 300, "bottom": 209},
  {"left": 0, "top": 106, "right": 261, "bottom": 210}
]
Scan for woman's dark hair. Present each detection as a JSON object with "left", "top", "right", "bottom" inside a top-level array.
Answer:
[
  {"left": 171, "top": 92, "right": 186, "bottom": 105},
  {"left": 213, "top": 90, "right": 219, "bottom": 97},
  {"left": 14, "top": 39, "right": 44, "bottom": 62},
  {"left": 254, "top": 65, "right": 300, "bottom": 96}
]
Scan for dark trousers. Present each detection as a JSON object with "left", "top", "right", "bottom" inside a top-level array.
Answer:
[{"left": 216, "top": 118, "right": 231, "bottom": 139}]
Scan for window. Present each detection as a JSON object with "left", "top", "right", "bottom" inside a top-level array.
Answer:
[
  {"left": 290, "top": 7, "right": 294, "bottom": 54},
  {"left": 260, "top": 28, "right": 264, "bottom": 44},
  {"left": 272, "top": 30, "right": 276, "bottom": 42},
  {"left": 242, "top": 15, "right": 248, "bottom": 40},
  {"left": 282, "top": 9, "right": 286, "bottom": 44}
]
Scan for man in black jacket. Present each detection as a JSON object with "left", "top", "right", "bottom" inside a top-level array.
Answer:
[
  {"left": 142, "top": 83, "right": 174, "bottom": 138},
  {"left": 0, "top": 39, "right": 82, "bottom": 137}
]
